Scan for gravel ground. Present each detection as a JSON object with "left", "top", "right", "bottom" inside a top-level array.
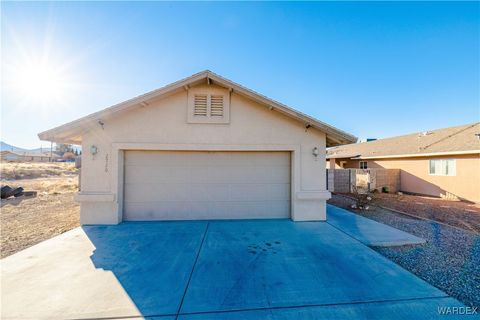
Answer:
[
  {"left": 366, "top": 192, "right": 480, "bottom": 233},
  {"left": 329, "top": 194, "right": 480, "bottom": 307}
]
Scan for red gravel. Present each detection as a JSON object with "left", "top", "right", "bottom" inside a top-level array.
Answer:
[{"left": 331, "top": 193, "right": 480, "bottom": 234}]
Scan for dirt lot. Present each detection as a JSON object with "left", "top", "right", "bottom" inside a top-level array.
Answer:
[
  {"left": 1, "top": 163, "right": 80, "bottom": 258},
  {"left": 1, "top": 162, "right": 78, "bottom": 180},
  {"left": 332, "top": 192, "right": 480, "bottom": 234}
]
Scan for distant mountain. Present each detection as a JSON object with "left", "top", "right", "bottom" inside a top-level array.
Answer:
[
  {"left": 0, "top": 141, "right": 77, "bottom": 154},
  {"left": 1, "top": 141, "right": 30, "bottom": 153}
]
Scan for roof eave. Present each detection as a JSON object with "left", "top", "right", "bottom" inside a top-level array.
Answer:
[
  {"left": 327, "top": 150, "right": 480, "bottom": 160},
  {"left": 38, "top": 70, "right": 357, "bottom": 145},
  {"left": 356, "top": 150, "right": 480, "bottom": 159}
]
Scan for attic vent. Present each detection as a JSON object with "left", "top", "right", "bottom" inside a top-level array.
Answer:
[
  {"left": 210, "top": 95, "right": 224, "bottom": 117},
  {"left": 188, "top": 89, "right": 230, "bottom": 124},
  {"left": 194, "top": 94, "right": 208, "bottom": 116}
]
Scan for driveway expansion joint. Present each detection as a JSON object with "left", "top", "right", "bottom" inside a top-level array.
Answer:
[
  {"left": 2, "top": 215, "right": 463, "bottom": 319},
  {"left": 175, "top": 222, "right": 210, "bottom": 320},
  {"left": 70, "top": 296, "right": 452, "bottom": 320},
  {"left": 177, "top": 295, "right": 452, "bottom": 316}
]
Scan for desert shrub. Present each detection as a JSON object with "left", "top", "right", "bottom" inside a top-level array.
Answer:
[
  {"left": 350, "top": 184, "right": 373, "bottom": 210},
  {"left": 63, "top": 152, "right": 75, "bottom": 160}
]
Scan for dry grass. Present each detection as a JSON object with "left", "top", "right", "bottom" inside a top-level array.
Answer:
[
  {"left": 5, "top": 177, "right": 79, "bottom": 195},
  {"left": 0, "top": 162, "right": 77, "bottom": 180},
  {"left": 1, "top": 162, "right": 80, "bottom": 258}
]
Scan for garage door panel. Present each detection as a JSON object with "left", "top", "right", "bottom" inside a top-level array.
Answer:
[
  {"left": 126, "top": 183, "right": 289, "bottom": 203},
  {"left": 187, "top": 184, "right": 231, "bottom": 201},
  {"left": 126, "top": 166, "right": 289, "bottom": 185},
  {"left": 229, "top": 184, "right": 290, "bottom": 201},
  {"left": 227, "top": 152, "right": 290, "bottom": 166},
  {"left": 186, "top": 166, "right": 233, "bottom": 183},
  {"left": 227, "top": 167, "right": 289, "bottom": 184},
  {"left": 124, "top": 151, "right": 291, "bottom": 220},
  {"left": 125, "top": 183, "right": 235, "bottom": 203},
  {"left": 125, "top": 166, "right": 191, "bottom": 184},
  {"left": 124, "top": 151, "right": 191, "bottom": 166},
  {"left": 207, "top": 201, "right": 290, "bottom": 219},
  {"left": 124, "top": 201, "right": 291, "bottom": 221},
  {"left": 124, "top": 202, "right": 190, "bottom": 221},
  {"left": 125, "top": 183, "right": 189, "bottom": 202}
]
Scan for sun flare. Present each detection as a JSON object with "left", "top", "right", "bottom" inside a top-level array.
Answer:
[{"left": 12, "top": 61, "right": 68, "bottom": 103}]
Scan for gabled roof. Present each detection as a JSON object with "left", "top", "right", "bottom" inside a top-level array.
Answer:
[
  {"left": 327, "top": 122, "right": 480, "bottom": 159},
  {"left": 38, "top": 70, "right": 356, "bottom": 146}
]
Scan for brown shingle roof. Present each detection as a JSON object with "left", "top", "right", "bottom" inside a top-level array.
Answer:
[{"left": 327, "top": 122, "right": 480, "bottom": 159}]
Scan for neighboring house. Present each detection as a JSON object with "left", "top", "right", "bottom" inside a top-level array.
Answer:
[
  {"left": 0, "top": 150, "right": 58, "bottom": 162},
  {"left": 327, "top": 123, "right": 480, "bottom": 203},
  {"left": 38, "top": 70, "right": 356, "bottom": 224}
]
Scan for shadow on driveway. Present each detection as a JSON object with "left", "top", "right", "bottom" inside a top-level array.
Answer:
[
  {"left": 84, "top": 217, "right": 464, "bottom": 319},
  {"left": 84, "top": 221, "right": 208, "bottom": 317}
]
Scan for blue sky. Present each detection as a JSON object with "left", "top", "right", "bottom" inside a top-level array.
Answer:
[{"left": 1, "top": 1, "right": 479, "bottom": 148}]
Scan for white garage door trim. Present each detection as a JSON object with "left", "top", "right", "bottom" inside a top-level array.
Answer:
[{"left": 122, "top": 150, "right": 292, "bottom": 221}]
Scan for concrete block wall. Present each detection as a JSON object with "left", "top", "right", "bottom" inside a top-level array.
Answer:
[
  {"left": 327, "top": 168, "right": 400, "bottom": 193},
  {"left": 330, "top": 169, "right": 352, "bottom": 193},
  {"left": 327, "top": 169, "right": 335, "bottom": 192},
  {"left": 373, "top": 169, "right": 400, "bottom": 193}
]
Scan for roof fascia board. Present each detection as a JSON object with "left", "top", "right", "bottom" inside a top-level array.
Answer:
[
  {"left": 207, "top": 72, "right": 356, "bottom": 143},
  {"left": 38, "top": 71, "right": 209, "bottom": 141},
  {"left": 39, "top": 70, "right": 357, "bottom": 144},
  {"left": 353, "top": 150, "right": 480, "bottom": 159}
]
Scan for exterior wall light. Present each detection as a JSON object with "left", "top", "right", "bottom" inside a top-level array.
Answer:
[
  {"left": 312, "top": 147, "right": 319, "bottom": 157},
  {"left": 90, "top": 145, "right": 98, "bottom": 156}
]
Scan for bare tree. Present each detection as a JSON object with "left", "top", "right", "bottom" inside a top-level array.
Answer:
[
  {"left": 55, "top": 144, "right": 74, "bottom": 156},
  {"left": 351, "top": 183, "right": 373, "bottom": 210},
  {"left": 350, "top": 171, "right": 375, "bottom": 211}
]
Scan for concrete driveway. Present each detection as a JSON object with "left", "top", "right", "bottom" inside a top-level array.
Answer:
[{"left": 1, "top": 209, "right": 468, "bottom": 319}]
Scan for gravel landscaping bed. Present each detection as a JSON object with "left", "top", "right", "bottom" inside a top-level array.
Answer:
[
  {"left": 329, "top": 194, "right": 480, "bottom": 307},
  {"left": 367, "top": 192, "right": 480, "bottom": 233}
]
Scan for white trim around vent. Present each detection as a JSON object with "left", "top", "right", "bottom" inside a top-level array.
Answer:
[{"left": 187, "top": 87, "right": 230, "bottom": 124}]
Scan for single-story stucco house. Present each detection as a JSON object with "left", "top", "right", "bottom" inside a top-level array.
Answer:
[
  {"left": 39, "top": 70, "right": 356, "bottom": 224},
  {"left": 327, "top": 122, "right": 480, "bottom": 203},
  {"left": 0, "top": 150, "right": 58, "bottom": 162}
]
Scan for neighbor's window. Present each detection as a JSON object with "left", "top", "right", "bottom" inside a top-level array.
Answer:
[
  {"left": 359, "top": 161, "right": 368, "bottom": 169},
  {"left": 429, "top": 159, "right": 456, "bottom": 176}
]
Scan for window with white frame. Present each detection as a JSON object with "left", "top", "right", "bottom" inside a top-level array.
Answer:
[
  {"left": 359, "top": 161, "right": 368, "bottom": 169},
  {"left": 429, "top": 159, "right": 456, "bottom": 176}
]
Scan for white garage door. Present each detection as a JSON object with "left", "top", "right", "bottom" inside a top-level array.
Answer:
[{"left": 123, "top": 151, "right": 291, "bottom": 221}]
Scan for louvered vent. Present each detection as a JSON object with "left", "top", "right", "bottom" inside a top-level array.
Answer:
[
  {"left": 210, "top": 95, "right": 224, "bottom": 117},
  {"left": 194, "top": 94, "right": 208, "bottom": 116}
]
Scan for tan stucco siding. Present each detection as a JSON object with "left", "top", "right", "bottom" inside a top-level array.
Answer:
[
  {"left": 82, "top": 85, "right": 326, "bottom": 191},
  {"left": 79, "top": 84, "right": 328, "bottom": 224},
  {"left": 339, "top": 155, "right": 480, "bottom": 202}
]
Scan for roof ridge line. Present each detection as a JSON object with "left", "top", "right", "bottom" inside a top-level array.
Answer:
[{"left": 421, "top": 123, "right": 479, "bottom": 151}]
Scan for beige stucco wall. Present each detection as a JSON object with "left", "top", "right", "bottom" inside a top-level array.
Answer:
[
  {"left": 78, "top": 84, "right": 330, "bottom": 224},
  {"left": 337, "top": 155, "right": 480, "bottom": 203}
]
